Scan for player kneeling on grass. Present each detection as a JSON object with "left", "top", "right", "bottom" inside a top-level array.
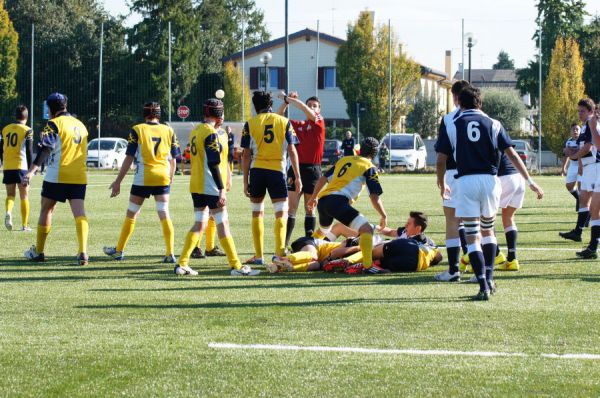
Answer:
[
  {"left": 103, "top": 102, "right": 180, "bottom": 263},
  {"left": 175, "top": 99, "right": 259, "bottom": 276},
  {"left": 307, "top": 137, "right": 388, "bottom": 273}
]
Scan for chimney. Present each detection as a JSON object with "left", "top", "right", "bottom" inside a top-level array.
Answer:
[{"left": 445, "top": 50, "right": 452, "bottom": 81}]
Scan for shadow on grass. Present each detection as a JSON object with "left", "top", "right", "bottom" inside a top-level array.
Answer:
[{"left": 0, "top": 255, "right": 178, "bottom": 272}]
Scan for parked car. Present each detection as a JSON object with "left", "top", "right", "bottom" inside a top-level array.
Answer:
[
  {"left": 381, "top": 133, "right": 427, "bottom": 170},
  {"left": 322, "top": 139, "right": 343, "bottom": 165},
  {"left": 86, "top": 138, "right": 128, "bottom": 169},
  {"left": 512, "top": 139, "right": 537, "bottom": 171}
]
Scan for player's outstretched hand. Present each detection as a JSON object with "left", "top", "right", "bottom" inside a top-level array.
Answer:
[
  {"left": 307, "top": 197, "right": 318, "bottom": 212},
  {"left": 295, "top": 179, "right": 303, "bottom": 195},
  {"left": 530, "top": 183, "right": 544, "bottom": 199},
  {"left": 379, "top": 215, "right": 387, "bottom": 230},
  {"left": 243, "top": 182, "right": 251, "bottom": 198},
  {"left": 217, "top": 190, "right": 227, "bottom": 208},
  {"left": 288, "top": 91, "right": 299, "bottom": 99},
  {"left": 109, "top": 181, "right": 120, "bottom": 198},
  {"left": 439, "top": 183, "right": 450, "bottom": 200},
  {"left": 276, "top": 91, "right": 287, "bottom": 101},
  {"left": 21, "top": 172, "right": 33, "bottom": 187}
]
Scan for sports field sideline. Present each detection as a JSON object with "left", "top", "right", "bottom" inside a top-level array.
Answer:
[{"left": 1, "top": 173, "right": 599, "bottom": 397}]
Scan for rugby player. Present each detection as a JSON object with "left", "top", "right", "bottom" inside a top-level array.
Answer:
[
  {"left": 175, "top": 99, "right": 258, "bottom": 276},
  {"left": 436, "top": 87, "right": 543, "bottom": 300},
  {"left": 1, "top": 105, "right": 33, "bottom": 231},
  {"left": 308, "top": 136, "right": 387, "bottom": 272},
  {"left": 22, "top": 93, "right": 90, "bottom": 265},
  {"left": 241, "top": 91, "right": 302, "bottom": 264},
  {"left": 560, "top": 99, "right": 598, "bottom": 242},
  {"left": 342, "top": 131, "right": 355, "bottom": 156},
  {"left": 561, "top": 124, "right": 581, "bottom": 211},
  {"left": 103, "top": 102, "right": 180, "bottom": 263},
  {"left": 277, "top": 91, "right": 325, "bottom": 245}
]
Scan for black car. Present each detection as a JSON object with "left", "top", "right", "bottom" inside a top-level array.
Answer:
[{"left": 322, "top": 139, "right": 343, "bottom": 165}]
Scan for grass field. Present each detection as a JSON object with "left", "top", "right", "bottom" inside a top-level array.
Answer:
[{"left": 1, "top": 173, "right": 599, "bottom": 397}]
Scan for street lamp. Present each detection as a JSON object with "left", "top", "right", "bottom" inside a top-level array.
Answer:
[
  {"left": 355, "top": 102, "right": 365, "bottom": 145},
  {"left": 464, "top": 32, "right": 477, "bottom": 83},
  {"left": 259, "top": 51, "right": 272, "bottom": 91}
]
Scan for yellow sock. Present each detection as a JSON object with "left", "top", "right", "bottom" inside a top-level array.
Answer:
[
  {"left": 5, "top": 196, "right": 15, "bottom": 213},
  {"left": 288, "top": 251, "right": 313, "bottom": 264},
  {"left": 20, "top": 199, "right": 29, "bottom": 228},
  {"left": 206, "top": 218, "right": 217, "bottom": 251},
  {"left": 359, "top": 232, "right": 373, "bottom": 268},
  {"left": 178, "top": 231, "right": 200, "bottom": 266},
  {"left": 312, "top": 229, "right": 325, "bottom": 239},
  {"left": 36, "top": 224, "right": 51, "bottom": 253},
  {"left": 220, "top": 236, "right": 242, "bottom": 270},
  {"left": 116, "top": 217, "right": 136, "bottom": 252},
  {"left": 251, "top": 216, "right": 264, "bottom": 259},
  {"left": 161, "top": 218, "right": 175, "bottom": 256},
  {"left": 75, "top": 216, "right": 89, "bottom": 254},
  {"left": 292, "top": 262, "right": 312, "bottom": 272},
  {"left": 346, "top": 251, "right": 364, "bottom": 264},
  {"left": 195, "top": 230, "right": 205, "bottom": 249},
  {"left": 274, "top": 216, "right": 287, "bottom": 257}
]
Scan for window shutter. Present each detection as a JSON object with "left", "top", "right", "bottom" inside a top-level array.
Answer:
[
  {"left": 250, "top": 67, "right": 258, "bottom": 90},
  {"left": 278, "top": 67, "right": 286, "bottom": 90},
  {"left": 318, "top": 67, "right": 324, "bottom": 90}
]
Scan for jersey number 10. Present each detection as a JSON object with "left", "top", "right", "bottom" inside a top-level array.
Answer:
[{"left": 4, "top": 132, "right": 18, "bottom": 147}]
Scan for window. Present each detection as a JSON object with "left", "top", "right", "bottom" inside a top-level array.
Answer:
[
  {"left": 250, "top": 67, "right": 284, "bottom": 90},
  {"left": 318, "top": 67, "right": 338, "bottom": 89}
]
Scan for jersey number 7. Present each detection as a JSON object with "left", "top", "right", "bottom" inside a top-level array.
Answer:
[{"left": 152, "top": 137, "right": 162, "bottom": 155}]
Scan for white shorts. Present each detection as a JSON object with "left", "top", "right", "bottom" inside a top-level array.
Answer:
[
  {"left": 580, "top": 162, "right": 600, "bottom": 192},
  {"left": 443, "top": 169, "right": 459, "bottom": 208},
  {"left": 499, "top": 173, "right": 526, "bottom": 209},
  {"left": 565, "top": 161, "right": 579, "bottom": 184},
  {"left": 455, "top": 174, "right": 501, "bottom": 219}
]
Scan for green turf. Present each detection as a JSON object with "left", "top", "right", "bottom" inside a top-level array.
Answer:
[{"left": 1, "top": 174, "right": 599, "bottom": 397}]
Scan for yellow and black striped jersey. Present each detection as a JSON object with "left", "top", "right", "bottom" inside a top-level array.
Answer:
[
  {"left": 1, "top": 123, "right": 32, "bottom": 171},
  {"left": 40, "top": 113, "right": 88, "bottom": 184},
  {"left": 314, "top": 239, "right": 342, "bottom": 262},
  {"left": 241, "top": 112, "right": 298, "bottom": 173},
  {"left": 126, "top": 122, "right": 180, "bottom": 187},
  {"left": 189, "top": 123, "right": 229, "bottom": 195},
  {"left": 318, "top": 156, "right": 383, "bottom": 201}
]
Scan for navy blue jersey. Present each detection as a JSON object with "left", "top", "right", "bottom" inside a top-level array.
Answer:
[
  {"left": 342, "top": 138, "right": 355, "bottom": 156},
  {"left": 565, "top": 137, "right": 579, "bottom": 161},
  {"left": 436, "top": 109, "right": 512, "bottom": 177},
  {"left": 435, "top": 108, "right": 459, "bottom": 170},
  {"left": 497, "top": 152, "right": 518, "bottom": 176},
  {"left": 576, "top": 119, "right": 600, "bottom": 163}
]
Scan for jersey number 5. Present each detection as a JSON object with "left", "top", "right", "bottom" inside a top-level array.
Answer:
[
  {"left": 263, "top": 125, "right": 274, "bottom": 144},
  {"left": 337, "top": 162, "right": 352, "bottom": 177},
  {"left": 152, "top": 137, "right": 162, "bottom": 155},
  {"left": 467, "top": 121, "right": 480, "bottom": 142}
]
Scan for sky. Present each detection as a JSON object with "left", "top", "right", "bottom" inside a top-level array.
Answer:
[{"left": 104, "top": 0, "right": 599, "bottom": 73}]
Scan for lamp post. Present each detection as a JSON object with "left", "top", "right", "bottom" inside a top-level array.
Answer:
[
  {"left": 464, "top": 32, "right": 477, "bottom": 83},
  {"left": 259, "top": 51, "right": 272, "bottom": 91},
  {"left": 355, "top": 102, "right": 365, "bottom": 145}
]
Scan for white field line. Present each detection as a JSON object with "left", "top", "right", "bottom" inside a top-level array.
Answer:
[{"left": 209, "top": 343, "right": 600, "bottom": 360}]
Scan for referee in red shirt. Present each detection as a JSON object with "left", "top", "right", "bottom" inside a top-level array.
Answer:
[{"left": 277, "top": 91, "right": 326, "bottom": 246}]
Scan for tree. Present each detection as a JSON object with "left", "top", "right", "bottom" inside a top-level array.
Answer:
[
  {"left": 0, "top": 0, "right": 18, "bottom": 116},
  {"left": 405, "top": 93, "right": 442, "bottom": 139},
  {"left": 336, "top": 11, "right": 420, "bottom": 140},
  {"left": 222, "top": 61, "right": 251, "bottom": 121},
  {"left": 580, "top": 16, "right": 600, "bottom": 102},
  {"left": 492, "top": 50, "right": 515, "bottom": 69},
  {"left": 542, "top": 37, "right": 585, "bottom": 156},
  {"left": 481, "top": 88, "right": 526, "bottom": 132}
]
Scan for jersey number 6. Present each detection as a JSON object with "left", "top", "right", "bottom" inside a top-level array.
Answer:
[
  {"left": 337, "top": 162, "right": 352, "bottom": 177},
  {"left": 467, "top": 121, "right": 480, "bottom": 142},
  {"left": 190, "top": 136, "right": 197, "bottom": 156},
  {"left": 263, "top": 125, "right": 274, "bottom": 144}
]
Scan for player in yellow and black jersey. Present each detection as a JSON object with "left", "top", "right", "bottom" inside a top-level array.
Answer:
[
  {"left": 103, "top": 102, "right": 180, "bottom": 263},
  {"left": 22, "top": 93, "right": 90, "bottom": 265},
  {"left": 175, "top": 98, "right": 259, "bottom": 276},
  {"left": 307, "top": 137, "right": 387, "bottom": 272},
  {"left": 1, "top": 105, "right": 33, "bottom": 231},
  {"left": 241, "top": 91, "right": 302, "bottom": 264}
]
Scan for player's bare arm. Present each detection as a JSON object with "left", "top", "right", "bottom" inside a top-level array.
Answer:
[
  {"left": 378, "top": 226, "right": 399, "bottom": 238},
  {"left": 287, "top": 143, "right": 302, "bottom": 194},
  {"left": 109, "top": 155, "right": 135, "bottom": 198},
  {"left": 369, "top": 194, "right": 387, "bottom": 229},
  {"left": 436, "top": 152, "right": 449, "bottom": 199},
  {"left": 241, "top": 148, "right": 252, "bottom": 197},
  {"left": 590, "top": 111, "right": 600, "bottom": 147},
  {"left": 276, "top": 91, "right": 317, "bottom": 122},
  {"left": 504, "top": 146, "right": 544, "bottom": 199},
  {"left": 307, "top": 175, "right": 328, "bottom": 211}
]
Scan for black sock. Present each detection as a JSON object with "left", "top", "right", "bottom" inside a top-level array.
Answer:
[
  {"left": 505, "top": 229, "right": 518, "bottom": 261},
  {"left": 458, "top": 224, "right": 468, "bottom": 254},
  {"left": 576, "top": 209, "right": 589, "bottom": 232},
  {"left": 482, "top": 241, "right": 497, "bottom": 284},
  {"left": 468, "top": 250, "right": 488, "bottom": 292},
  {"left": 589, "top": 224, "right": 600, "bottom": 251},
  {"left": 447, "top": 244, "right": 460, "bottom": 274},
  {"left": 570, "top": 190, "right": 579, "bottom": 210},
  {"left": 285, "top": 216, "right": 296, "bottom": 247},
  {"left": 304, "top": 215, "right": 316, "bottom": 237}
]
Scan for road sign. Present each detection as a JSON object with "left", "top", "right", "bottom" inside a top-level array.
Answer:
[{"left": 177, "top": 105, "right": 190, "bottom": 120}]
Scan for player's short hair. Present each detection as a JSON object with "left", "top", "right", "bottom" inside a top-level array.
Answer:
[
  {"left": 306, "top": 96, "right": 320, "bottom": 105},
  {"left": 143, "top": 102, "right": 161, "bottom": 119},
  {"left": 361, "top": 137, "right": 379, "bottom": 158},
  {"left": 451, "top": 80, "right": 471, "bottom": 95},
  {"left": 409, "top": 211, "right": 428, "bottom": 232},
  {"left": 15, "top": 105, "right": 28, "bottom": 121},
  {"left": 252, "top": 91, "right": 273, "bottom": 113},
  {"left": 46, "top": 93, "right": 67, "bottom": 114},
  {"left": 458, "top": 87, "right": 482, "bottom": 110},
  {"left": 203, "top": 98, "right": 224, "bottom": 119},
  {"left": 577, "top": 98, "right": 595, "bottom": 112},
  {"left": 571, "top": 123, "right": 579, "bottom": 128}
]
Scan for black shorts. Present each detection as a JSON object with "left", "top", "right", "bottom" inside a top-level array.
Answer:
[
  {"left": 249, "top": 168, "right": 287, "bottom": 199},
  {"left": 130, "top": 185, "right": 170, "bottom": 199},
  {"left": 287, "top": 164, "right": 322, "bottom": 194},
  {"left": 317, "top": 194, "right": 359, "bottom": 228},
  {"left": 380, "top": 239, "right": 420, "bottom": 272},
  {"left": 191, "top": 193, "right": 220, "bottom": 209},
  {"left": 290, "top": 236, "right": 317, "bottom": 253},
  {"left": 2, "top": 170, "right": 27, "bottom": 185},
  {"left": 41, "top": 181, "right": 86, "bottom": 202}
]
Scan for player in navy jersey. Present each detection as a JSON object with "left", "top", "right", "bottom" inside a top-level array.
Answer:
[
  {"left": 561, "top": 124, "right": 581, "bottom": 210},
  {"left": 575, "top": 101, "right": 600, "bottom": 259},
  {"left": 436, "top": 87, "right": 543, "bottom": 300},
  {"left": 560, "top": 99, "right": 599, "bottom": 243},
  {"left": 434, "top": 80, "right": 470, "bottom": 282}
]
